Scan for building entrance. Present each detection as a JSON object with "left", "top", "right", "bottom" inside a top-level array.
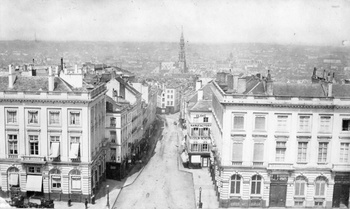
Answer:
[
  {"left": 333, "top": 174, "right": 350, "bottom": 208},
  {"left": 269, "top": 174, "right": 288, "bottom": 207}
]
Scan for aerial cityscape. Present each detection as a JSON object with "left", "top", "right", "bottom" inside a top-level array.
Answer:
[{"left": 0, "top": 0, "right": 350, "bottom": 209}]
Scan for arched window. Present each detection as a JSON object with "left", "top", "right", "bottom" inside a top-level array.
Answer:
[
  {"left": 315, "top": 176, "right": 327, "bottom": 196},
  {"left": 49, "top": 169, "right": 61, "bottom": 190},
  {"left": 251, "top": 175, "right": 262, "bottom": 195},
  {"left": 295, "top": 176, "right": 307, "bottom": 196},
  {"left": 8, "top": 167, "right": 19, "bottom": 187},
  {"left": 230, "top": 174, "right": 242, "bottom": 194},
  {"left": 69, "top": 169, "right": 81, "bottom": 191}
]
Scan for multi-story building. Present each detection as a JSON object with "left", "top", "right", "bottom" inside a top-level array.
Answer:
[
  {"left": 157, "top": 83, "right": 181, "bottom": 114},
  {"left": 185, "top": 80, "right": 213, "bottom": 168},
  {"left": 0, "top": 65, "right": 107, "bottom": 202},
  {"left": 105, "top": 75, "right": 143, "bottom": 162},
  {"left": 211, "top": 71, "right": 350, "bottom": 208}
]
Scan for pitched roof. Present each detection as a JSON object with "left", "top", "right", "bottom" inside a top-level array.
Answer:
[
  {"left": 190, "top": 100, "right": 212, "bottom": 112},
  {"left": 332, "top": 84, "right": 350, "bottom": 97},
  {"left": 273, "top": 83, "right": 325, "bottom": 97}
]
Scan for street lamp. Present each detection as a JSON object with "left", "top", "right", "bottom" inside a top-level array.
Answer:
[
  {"left": 199, "top": 187, "right": 203, "bottom": 208},
  {"left": 106, "top": 185, "right": 110, "bottom": 208}
]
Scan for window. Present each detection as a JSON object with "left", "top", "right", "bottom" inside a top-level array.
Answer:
[
  {"left": 50, "top": 136, "right": 60, "bottom": 142},
  {"left": 110, "top": 131, "right": 116, "bottom": 143},
  {"left": 230, "top": 175, "right": 242, "bottom": 194},
  {"left": 253, "top": 143, "right": 264, "bottom": 162},
  {"left": 49, "top": 111, "right": 60, "bottom": 124},
  {"left": 318, "top": 143, "right": 328, "bottom": 163},
  {"left": 233, "top": 115, "right": 244, "bottom": 130},
  {"left": 203, "top": 117, "right": 209, "bottom": 122},
  {"left": 28, "top": 166, "right": 41, "bottom": 174},
  {"left": 170, "top": 101, "right": 173, "bottom": 106},
  {"left": 232, "top": 143, "right": 243, "bottom": 162},
  {"left": 203, "top": 128, "right": 209, "bottom": 137},
  {"left": 69, "top": 137, "right": 80, "bottom": 159},
  {"left": 8, "top": 134, "right": 18, "bottom": 155},
  {"left": 29, "top": 135, "right": 39, "bottom": 155},
  {"left": 28, "top": 111, "right": 38, "bottom": 124},
  {"left": 192, "top": 128, "right": 199, "bottom": 136},
  {"left": 295, "top": 176, "right": 307, "bottom": 196},
  {"left": 70, "top": 169, "right": 81, "bottom": 190},
  {"left": 7, "top": 110, "right": 17, "bottom": 123},
  {"left": 110, "top": 117, "right": 116, "bottom": 127},
  {"left": 50, "top": 169, "right": 61, "bottom": 190},
  {"left": 276, "top": 115, "right": 288, "bottom": 132},
  {"left": 162, "top": 98, "right": 165, "bottom": 101},
  {"left": 171, "top": 95, "right": 173, "bottom": 99},
  {"left": 319, "top": 116, "right": 332, "bottom": 133},
  {"left": 167, "top": 101, "right": 170, "bottom": 105},
  {"left": 167, "top": 95, "right": 170, "bottom": 98},
  {"left": 191, "top": 143, "right": 198, "bottom": 152},
  {"left": 340, "top": 143, "right": 350, "bottom": 163},
  {"left": 70, "top": 112, "right": 80, "bottom": 125},
  {"left": 254, "top": 116, "right": 266, "bottom": 131},
  {"left": 276, "top": 142, "right": 286, "bottom": 162},
  {"left": 342, "top": 119, "right": 350, "bottom": 131},
  {"left": 299, "top": 115, "right": 311, "bottom": 132},
  {"left": 315, "top": 176, "right": 327, "bottom": 196},
  {"left": 251, "top": 175, "right": 262, "bottom": 195},
  {"left": 297, "top": 142, "right": 308, "bottom": 162},
  {"left": 202, "top": 143, "right": 209, "bottom": 152},
  {"left": 110, "top": 148, "right": 116, "bottom": 161}
]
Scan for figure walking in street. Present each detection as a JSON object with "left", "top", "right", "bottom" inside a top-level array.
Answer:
[{"left": 85, "top": 198, "right": 88, "bottom": 209}]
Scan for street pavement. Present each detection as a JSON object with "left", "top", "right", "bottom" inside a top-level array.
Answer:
[{"left": 113, "top": 114, "right": 195, "bottom": 209}]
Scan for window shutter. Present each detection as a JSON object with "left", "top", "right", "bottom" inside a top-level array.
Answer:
[{"left": 253, "top": 143, "right": 264, "bottom": 162}]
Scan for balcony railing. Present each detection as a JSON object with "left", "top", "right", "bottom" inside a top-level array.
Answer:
[
  {"left": 21, "top": 155, "right": 46, "bottom": 162},
  {"left": 232, "top": 161, "right": 243, "bottom": 166},
  {"left": 71, "top": 157, "right": 81, "bottom": 162},
  {"left": 48, "top": 156, "right": 61, "bottom": 162},
  {"left": 253, "top": 162, "right": 264, "bottom": 166},
  {"left": 8, "top": 154, "right": 19, "bottom": 159}
]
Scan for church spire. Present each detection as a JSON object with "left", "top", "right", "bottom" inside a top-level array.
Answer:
[{"left": 178, "top": 26, "right": 187, "bottom": 73}]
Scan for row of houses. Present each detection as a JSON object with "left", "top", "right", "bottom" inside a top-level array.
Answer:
[
  {"left": 0, "top": 63, "right": 157, "bottom": 202},
  {"left": 184, "top": 70, "right": 350, "bottom": 208}
]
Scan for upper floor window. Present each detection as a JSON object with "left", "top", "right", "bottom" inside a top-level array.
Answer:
[
  {"left": 297, "top": 142, "right": 308, "bottom": 162},
  {"left": 110, "top": 117, "right": 116, "bottom": 127},
  {"left": 276, "top": 115, "right": 288, "bottom": 132},
  {"left": 29, "top": 135, "right": 39, "bottom": 155},
  {"left": 276, "top": 141, "right": 286, "bottom": 162},
  {"left": 318, "top": 142, "right": 328, "bottom": 163},
  {"left": 7, "top": 110, "right": 17, "bottom": 123},
  {"left": 340, "top": 143, "right": 349, "bottom": 163},
  {"left": 203, "top": 117, "right": 209, "bottom": 123},
  {"left": 342, "top": 119, "right": 350, "bottom": 131},
  {"left": 70, "top": 111, "right": 80, "bottom": 125},
  {"left": 253, "top": 143, "right": 264, "bottom": 162},
  {"left": 319, "top": 116, "right": 332, "bottom": 133},
  {"left": 233, "top": 115, "right": 244, "bottom": 130},
  {"left": 110, "top": 131, "right": 116, "bottom": 143},
  {"left": 28, "top": 166, "right": 41, "bottom": 174},
  {"left": 49, "top": 111, "right": 60, "bottom": 125},
  {"left": 28, "top": 111, "right": 38, "bottom": 124},
  {"left": 8, "top": 134, "right": 18, "bottom": 155},
  {"left": 298, "top": 115, "right": 312, "bottom": 132},
  {"left": 254, "top": 115, "right": 266, "bottom": 131}
]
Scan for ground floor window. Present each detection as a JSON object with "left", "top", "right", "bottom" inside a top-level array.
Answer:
[
  {"left": 230, "top": 174, "right": 242, "bottom": 195},
  {"left": 70, "top": 169, "right": 81, "bottom": 191}
]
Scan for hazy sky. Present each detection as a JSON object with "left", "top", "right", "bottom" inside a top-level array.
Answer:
[{"left": 0, "top": 0, "right": 349, "bottom": 46}]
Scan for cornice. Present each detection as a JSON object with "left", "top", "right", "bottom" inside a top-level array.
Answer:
[
  {"left": 0, "top": 98, "right": 91, "bottom": 104},
  {"left": 221, "top": 102, "right": 349, "bottom": 109}
]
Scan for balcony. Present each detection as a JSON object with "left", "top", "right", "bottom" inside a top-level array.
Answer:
[
  {"left": 8, "top": 154, "right": 19, "bottom": 159},
  {"left": 252, "top": 162, "right": 264, "bottom": 167},
  {"left": 71, "top": 157, "right": 81, "bottom": 162},
  {"left": 48, "top": 156, "right": 61, "bottom": 162},
  {"left": 21, "top": 155, "right": 46, "bottom": 164},
  {"left": 332, "top": 164, "right": 350, "bottom": 172},
  {"left": 231, "top": 161, "right": 243, "bottom": 166},
  {"left": 267, "top": 162, "right": 294, "bottom": 170}
]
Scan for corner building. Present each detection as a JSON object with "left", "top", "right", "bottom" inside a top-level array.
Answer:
[
  {"left": 0, "top": 65, "right": 107, "bottom": 202},
  {"left": 211, "top": 71, "right": 350, "bottom": 208}
]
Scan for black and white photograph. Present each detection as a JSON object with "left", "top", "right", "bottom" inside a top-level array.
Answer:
[{"left": 0, "top": 0, "right": 350, "bottom": 208}]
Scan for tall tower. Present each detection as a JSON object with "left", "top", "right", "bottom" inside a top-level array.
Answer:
[{"left": 178, "top": 27, "right": 187, "bottom": 73}]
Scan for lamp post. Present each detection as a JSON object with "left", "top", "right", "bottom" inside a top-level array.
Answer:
[
  {"left": 199, "top": 187, "right": 202, "bottom": 208},
  {"left": 106, "top": 185, "right": 110, "bottom": 208}
]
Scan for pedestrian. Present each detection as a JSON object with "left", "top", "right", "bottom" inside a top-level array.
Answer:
[
  {"left": 85, "top": 198, "right": 88, "bottom": 209},
  {"left": 68, "top": 198, "right": 72, "bottom": 207}
]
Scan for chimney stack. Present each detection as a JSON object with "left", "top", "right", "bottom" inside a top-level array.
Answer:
[
  {"left": 313, "top": 67, "right": 317, "bottom": 77},
  {"left": 61, "top": 57, "right": 64, "bottom": 72},
  {"left": 233, "top": 74, "right": 239, "bottom": 92},
  {"left": 48, "top": 67, "right": 54, "bottom": 91},
  {"left": 195, "top": 80, "right": 202, "bottom": 91},
  {"left": 197, "top": 89, "right": 203, "bottom": 101},
  {"left": 75, "top": 65, "right": 78, "bottom": 74},
  {"left": 227, "top": 74, "right": 234, "bottom": 92},
  {"left": 8, "top": 65, "right": 15, "bottom": 89},
  {"left": 266, "top": 70, "right": 273, "bottom": 95},
  {"left": 237, "top": 78, "right": 247, "bottom": 93}
]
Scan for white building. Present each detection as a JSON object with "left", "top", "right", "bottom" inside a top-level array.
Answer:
[{"left": 211, "top": 71, "right": 350, "bottom": 208}]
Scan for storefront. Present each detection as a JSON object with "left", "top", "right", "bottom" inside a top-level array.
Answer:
[{"left": 333, "top": 173, "right": 350, "bottom": 208}]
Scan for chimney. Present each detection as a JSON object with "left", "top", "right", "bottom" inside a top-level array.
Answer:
[
  {"left": 197, "top": 89, "right": 203, "bottom": 101},
  {"left": 328, "top": 83, "right": 333, "bottom": 97},
  {"left": 323, "top": 69, "right": 326, "bottom": 79},
  {"left": 48, "top": 67, "right": 54, "bottom": 91},
  {"left": 332, "top": 72, "right": 335, "bottom": 83},
  {"left": 55, "top": 66, "right": 59, "bottom": 75},
  {"left": 8, "top": 65, "right": 15, "bottom": 89},
  {"left": 233, "top": 74, "right": 239, "bottom": 92},
  {"left": 75, "top": 65, "right": 78, "bottom": 74},
  {"left": 61, "top": 57, "right": 64, "bottom": 72},
  {"left": 237, "top": 78, "right": 246, "bottom": 93},
  {"left": 313, "top": 67, "right": 317, "bottom": 77},
  {"left": 195, "top": 80, "right": 202, "bottom": 91},
  {"left": 227, "top": 74, "right": 234, "bottom": 92}
]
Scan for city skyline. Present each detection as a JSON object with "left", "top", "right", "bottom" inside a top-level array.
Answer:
[{"left": 0, "top": 0, "right": 349, "bottom": 46}]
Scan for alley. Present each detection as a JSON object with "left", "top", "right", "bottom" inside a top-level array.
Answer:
[{"left": 113, "top": 113, "right": 195, "bottom": 209}]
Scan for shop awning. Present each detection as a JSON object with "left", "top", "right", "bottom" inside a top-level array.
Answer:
[
  {"left": 181, "top": 152, "right": 189, "bottom": 162},
  {"left": 26, "top": 175, "right": 42, "bottom": 192},
  {"left": 191, "top": 155, "right": 201, "bottom": 163},
  {"left": 69, "top": 143, "right": 80, "bottom": 159},
  {"left": 49, "top": 142, "right": 60, "bottom": 158},
  {"left": 9, "top": 173, "right": 19, "bottom": 186}
]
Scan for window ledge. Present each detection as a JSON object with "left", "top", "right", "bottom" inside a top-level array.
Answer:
[
  {"left": 294, "top": 197, "right": 306, "bottom": 200},
  {"left": 296, "top": 162, "right": 308, "bottom": 164}
]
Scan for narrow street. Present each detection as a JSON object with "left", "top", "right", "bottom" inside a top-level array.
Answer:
[{"left": 113, "top": 113, "right": 195, "bottom": 209}]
